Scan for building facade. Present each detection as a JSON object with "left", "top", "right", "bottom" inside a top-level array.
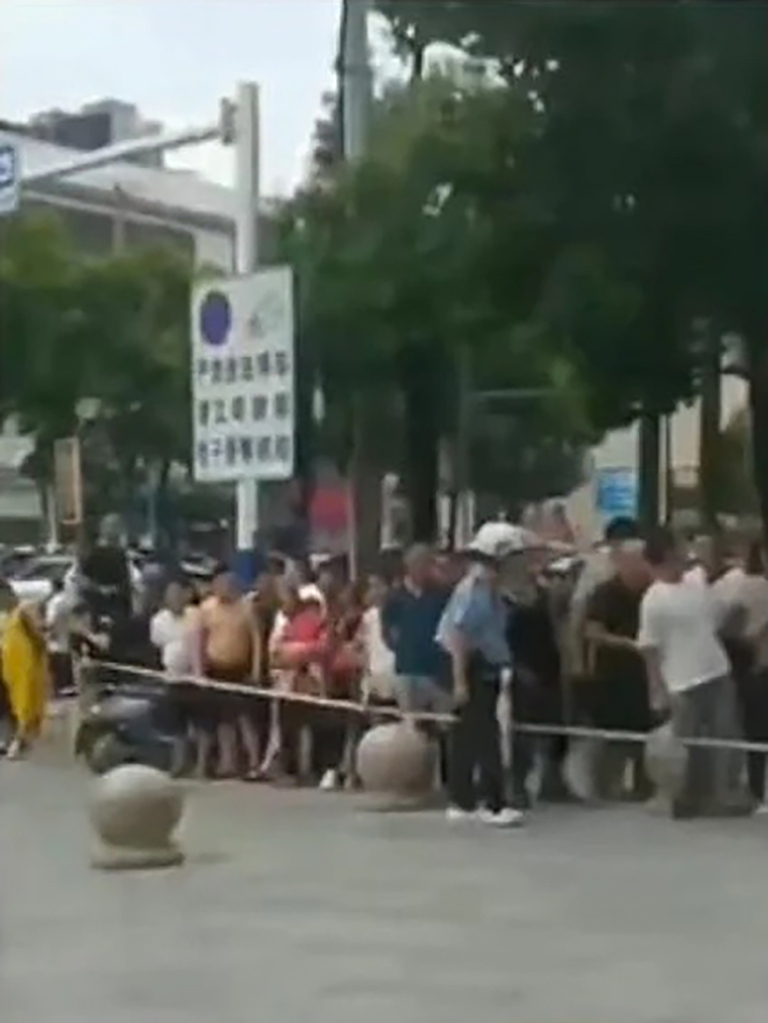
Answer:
[{"left": 0, "top": 111, "right": 279, "bottom": 540}]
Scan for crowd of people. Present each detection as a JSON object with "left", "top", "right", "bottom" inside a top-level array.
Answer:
[{"left": 2, "top": 513, "right": 768, "bottom": 827}]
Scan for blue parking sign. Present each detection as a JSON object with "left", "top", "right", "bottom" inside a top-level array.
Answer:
[{"left": 596, "top": 467, "right": 638, "bottom": 519}]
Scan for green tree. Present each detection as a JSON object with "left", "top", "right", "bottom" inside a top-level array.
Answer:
[
  {"left": 378, "top": 1, "right": 768, "bottom": 533},
  {"left": 283, "top": 76, "right": 589, "bottom": 542},
  {"left": 0, "top": 212, "right": 193, "bottom": 526}
]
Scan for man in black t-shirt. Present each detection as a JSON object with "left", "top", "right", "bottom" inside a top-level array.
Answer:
[
  {"left": 80, "top": 515, "right": 133, "bottom": 622},
  {"left": 584, "top": 540, "right": 652, "bottom": 799}
]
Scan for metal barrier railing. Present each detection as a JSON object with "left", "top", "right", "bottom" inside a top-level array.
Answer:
[{"left": 84, "top": 660, "right": 768, "bottom": 756}]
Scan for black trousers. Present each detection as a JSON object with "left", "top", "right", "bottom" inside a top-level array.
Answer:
[
  {"left": 447, "top": 656, "right": 506, "bottom": 813},
  {"left": 509, "top": 674, "right": 568, "bottom": 806},
  {"left": 737, "top": 668, "right": 768, "bottom": 802}
]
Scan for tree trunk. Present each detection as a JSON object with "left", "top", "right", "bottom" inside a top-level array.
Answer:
[
  {"left": 748, "top": 343, "right": 768, "bottom": 553},
  {"left": 698, "top": 328, "right": 722, "bottom": 532},
  {"left": 638, "top": 407, "right": 660, "bottom": 533},
  {"left": 347, "top": 396, "right": 382, "bottom": 578},
  {"left": 402, "top": 352, "right": 439, "bottom": 543}
]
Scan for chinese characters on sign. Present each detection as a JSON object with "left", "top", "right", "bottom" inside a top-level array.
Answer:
[{"left": 191, "top": 266, "right": 295, "bottom": 483}]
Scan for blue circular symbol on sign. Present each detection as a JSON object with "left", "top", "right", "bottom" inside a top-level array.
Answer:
[{"left": 199, "top": 290, "right": 232, "bottom": 347}]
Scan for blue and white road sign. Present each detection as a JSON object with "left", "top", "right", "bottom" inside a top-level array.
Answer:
[
  {"left": 596, "top": 467, "right": 638, "bottom": 520},
  {"left": 0, "top": 138, "right": 20, "bottom": 216}
]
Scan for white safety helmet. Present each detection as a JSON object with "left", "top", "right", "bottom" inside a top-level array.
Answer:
[{"left": 466, "top": 521, "right": 542, "bottom": 561}]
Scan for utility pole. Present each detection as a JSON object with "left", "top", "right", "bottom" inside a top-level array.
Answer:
[
  {"left": 7, "top": 90, "right": 270, "bottom": 559},
  {"left": 340, "top": 0, "right": 372, "bottom": 163},
  {"left": 339, "top": 0, "right": 372, "bottom": 577},
  {"left": 454, "top": 346, "right": 472, "bottom": 548},
  {"left": 233, "top": 82, "right": 261, "bottom": 559}
]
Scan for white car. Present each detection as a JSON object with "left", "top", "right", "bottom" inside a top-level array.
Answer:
[{"left": 10, "top": 555, "right": 74, "bottom": 605}]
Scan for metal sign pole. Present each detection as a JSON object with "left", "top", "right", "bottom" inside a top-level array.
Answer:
[{"left": 233, "top": 82, "right": 261, "bottom": 558}]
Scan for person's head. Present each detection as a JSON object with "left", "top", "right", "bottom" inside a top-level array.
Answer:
[
  {"left": 276, "top": 576, "right": 300, "bottom": 617},
  {"left": 432, "top": 550, "right": 464, "bottom": 589},
  {"left": 314, "top": 557, "right": 342, "bottom": 601},
  {"left": 366, "top": 572, "right": 389, "bottom": 608},
  {"left": 746, "top": 539, "right": 765, "bottom": 576},
  {"left": 211, "top": 563, "right": 239, "bottom": 603},
  {"left": 604, "top": 516, "right": 640, "bottom": 547},
  {"left": 0, "top": 578, "right": 17, "bottom": 613},
  {"left": 189, "top": 571, "right": 212, "bottom": 603},
  {"left": 99, "top": 513, "right": 125, "bottom": 548},
  {"left": 253, "top": 571, "right": 280, "bottom": 608},
  {"left": 644, "top": 527, "right": 684, "bottom": 582},
  {"left": 404, "top": 543, "right": 433, "bottom": 589},
  {"left": 466, "top": 522, "right": 534, "bottom": 584},
  {"left": 164, "top": 579, "right": 189, "bottom": 615},
  {"left": 297, "top": 583, "right": 326, "bottom": 618},
  {"left": 612, "top": 539, "right": 651, "bottom": 591},
  {"left": 691, "top": 533, "right": 727, "bottom": 580},
  {"left": 266, "top": 552, "right": 287, "bottom": 577}
]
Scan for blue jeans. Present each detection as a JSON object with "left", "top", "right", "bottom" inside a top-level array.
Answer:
[{"left": 395, "top": 675, "right": 453, "bottom": 715}]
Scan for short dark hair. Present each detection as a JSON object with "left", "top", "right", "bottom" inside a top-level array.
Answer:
[
  {"left": 644, "top": 526, "right": 678, "bottom": 567},
  {"left": 604, "top": 516, "right": 640, "bottom": 543}
]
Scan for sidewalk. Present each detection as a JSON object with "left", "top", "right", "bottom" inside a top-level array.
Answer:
[{"left": 1, "top": 756, "right": 768, "bottom": 1022}]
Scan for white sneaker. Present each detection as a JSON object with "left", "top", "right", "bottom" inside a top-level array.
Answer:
[
  {"left": 754, "top": 802, "right": 768, "bottom": 816},
  {"left": 446, "top": 805, "right": 477, "bottom": 823},
  {"left": 477, "top": 807, "right": 525, "bottom": 828},
  {"left": 5, "top": 738, "right": 24, "bottom": 761},
  {"left": 319, "top": 768, "right": 339, "bottom": 791}
]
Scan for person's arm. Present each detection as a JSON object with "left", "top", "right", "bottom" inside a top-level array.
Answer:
[
  {"left": 149, "top": 612, "right": 164, "bottom": 651},
  {"left": 249, "top": 605, "right": 263, "bottom": 682},
  {"left": 637, "top": 592, "right": 669, "bottom": 712},
  {"left": 440, "top": 589, "right": 476, "bottom": 704},
  {"left": 445, "top": 628, "right": 469, "bottom": 704},
  {"left": 583, "top": 620, "right": 638, "bottom": 653},
  {"left": 187, "top": 606, "right": 206, "bottom": 676},
  {"left": 380, "top": 591, "right": 399, "bottom": 651}
]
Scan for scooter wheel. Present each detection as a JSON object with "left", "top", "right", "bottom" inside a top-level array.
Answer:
[{"left": 87, "top": 734, "right": 130, "bottom": 775}]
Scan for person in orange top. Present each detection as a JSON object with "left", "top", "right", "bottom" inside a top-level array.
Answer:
[{"left": 192, "top": 564, "right": 261, "bottom": 779}]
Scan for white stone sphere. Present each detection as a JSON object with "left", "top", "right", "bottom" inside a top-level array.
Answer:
[
  {"left": 563, "top": 737, "right": 601, "bottom": 802},
  {"left": 644, "top": 722, "right": 687, "bottom": 799},
  {"left": 356, "top": 721, "right": 436, "bottom": 796},
  {"left": 90, "top": 764, "right": 184, "bottom": 851}
]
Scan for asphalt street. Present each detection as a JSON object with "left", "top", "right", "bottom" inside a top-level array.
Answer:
[{"left": 2, "top": 751, "right": 768, "bottom": 1023}]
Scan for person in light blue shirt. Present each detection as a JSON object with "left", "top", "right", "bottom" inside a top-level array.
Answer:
[{"left": 437, "top": 522, "right": 529, "bottom": 828}]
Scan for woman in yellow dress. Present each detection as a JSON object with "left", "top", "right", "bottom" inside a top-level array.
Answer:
[{"left": 0, "top": 581, "right": 50, "bottom": 759}]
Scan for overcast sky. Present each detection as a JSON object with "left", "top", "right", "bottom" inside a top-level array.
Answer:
[{"left": 1, "top": 0, "right": 351, "bottom": 195}]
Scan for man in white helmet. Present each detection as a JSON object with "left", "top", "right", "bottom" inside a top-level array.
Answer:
[{"left": 436, "top": 522, "right": 527, "bottom": 828}]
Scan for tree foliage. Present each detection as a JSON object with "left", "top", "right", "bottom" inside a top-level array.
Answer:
[
  {"left": 376, "top": 0, "right": 768, "bottom": 532},
  {"left": 281, "top": 75, "right": 593, "bottom": 538},
  {"left": 0, "top": 212, "right": 193, "bottom": 523}
]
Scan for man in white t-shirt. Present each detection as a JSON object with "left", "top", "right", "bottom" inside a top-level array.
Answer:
[
  {"left": 150, "top": 580, "right": 194, "bottom": 675},
  {"left": 637, "top": 528, "right": 750, "bottom": 818}
]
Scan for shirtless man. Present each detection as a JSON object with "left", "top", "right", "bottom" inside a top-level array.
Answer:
[{"left": 193, "top": 564, "right": 261, "bottom": 778}]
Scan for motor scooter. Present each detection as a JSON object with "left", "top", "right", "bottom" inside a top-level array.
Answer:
[{"left": 75, "top": 665, "right": 191, "bottom": 776}]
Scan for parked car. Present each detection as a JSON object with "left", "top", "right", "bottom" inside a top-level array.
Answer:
[{"left": 10, "top": 554, "right": 74, "bottom": 604}]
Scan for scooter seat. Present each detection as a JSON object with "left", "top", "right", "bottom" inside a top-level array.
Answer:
[{"left": 87, "top": 694, "right": 154, "bottom": 725}]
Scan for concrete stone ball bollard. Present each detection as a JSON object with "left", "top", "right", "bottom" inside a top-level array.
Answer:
[
  {"left": 89, "top": 764, "right": 186, "bottom": 871},
  {"left": 356, "top": 720, "right": 437, "bottom": 807},
  {"left": 644, "top": 721, "right": 688, "bottom": 802},
  {"left": 562, "top": 736, "right": 602, "bottom": 802}
]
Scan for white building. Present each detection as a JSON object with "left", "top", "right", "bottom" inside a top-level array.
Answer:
[
  {"left": 562, "top": 376, "right": 749, "bottom": 544},
  {"left": 2, "top": 122, "right": 241, "bottom": 268},
  {"left": 0, "top": 121, "right": 277, "bottom": 539}
]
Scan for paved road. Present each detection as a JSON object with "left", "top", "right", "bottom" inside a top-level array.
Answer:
[{"left": 2, "top": 754, "right": 768, "bottom": 1023}]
